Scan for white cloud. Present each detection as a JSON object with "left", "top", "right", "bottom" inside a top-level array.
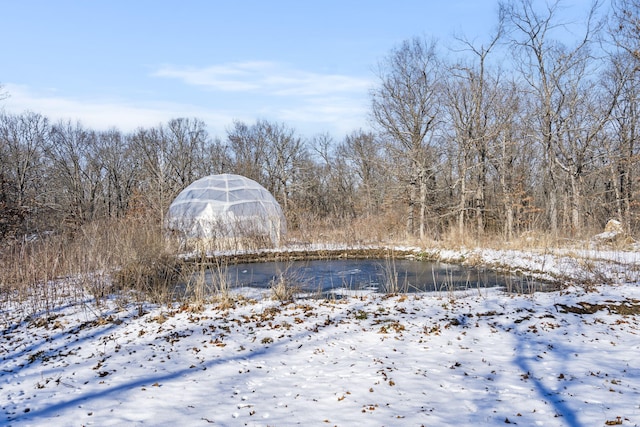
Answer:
[
  {"left": 151, "top": 61, "right": 374, "bottom": 135},
  {"left": 275, "top": 96, "right": 370, "bottom": 136},
  {"left": 0, "top": 70, "right": 376, "bottom": 137},
  {"left": 153, "top": 61, "right": 272, "bottom": 91},
  {"left": 0, "top": 84, "right": 236, "bottom": 133},
  {"left": 153, "top": 61, "right": 373, "bottom": 97}
]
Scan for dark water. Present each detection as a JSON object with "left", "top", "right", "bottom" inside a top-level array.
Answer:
[{"left": 201, "top": 258, "right": 547, "bottom": 295}]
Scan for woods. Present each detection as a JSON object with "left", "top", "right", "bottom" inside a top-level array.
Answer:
[{"left": 2, "top": 0, "right": 640, "bottom": 245}]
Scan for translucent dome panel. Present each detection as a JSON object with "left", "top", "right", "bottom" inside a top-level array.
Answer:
[{"left": 165, "top": 174, "right": 286, "bottom": 246}]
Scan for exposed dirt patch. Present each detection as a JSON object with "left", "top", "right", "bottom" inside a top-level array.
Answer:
[{"left": 555, "top": 299, "right": 640, "bottom": 315}]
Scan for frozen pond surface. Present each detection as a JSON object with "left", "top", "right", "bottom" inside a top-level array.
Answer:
[{"left": 202, "top": 258, "right": 547, "bottom": 295}]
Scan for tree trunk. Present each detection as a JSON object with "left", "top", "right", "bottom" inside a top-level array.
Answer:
[
  {"left": 570, "top": 174, "right": 580, "bottom": 233},
  {"left": 549, "top": 190, "right": 558, "bottom": 234},
  {"left": 406, "top": 172, "right": 417, "bottom": 238},
  {"left": 458, "top": 162, "right": 466, "bottom": 237},
  {"left": 419, "top": 167, "right": 428, "bottom": 240}
]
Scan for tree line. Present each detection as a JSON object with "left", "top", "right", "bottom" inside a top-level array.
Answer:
[{"left": 1, "top": 0, "right": 639, "bottom": 244}]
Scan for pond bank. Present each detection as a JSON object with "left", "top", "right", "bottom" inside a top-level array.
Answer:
[{"left": 186, "top": 247, "right": 424, "bottom": 265}]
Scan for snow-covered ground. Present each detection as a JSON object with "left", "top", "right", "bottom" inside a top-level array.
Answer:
[{"left": 1, "top": 247, "right": 640, "bottom": 426}]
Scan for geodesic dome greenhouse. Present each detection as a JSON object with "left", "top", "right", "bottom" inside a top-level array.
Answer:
[{"left": 165, "top": 174, "right": 286, "bottom": 248}]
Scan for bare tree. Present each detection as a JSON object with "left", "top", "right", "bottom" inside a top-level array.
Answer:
[
  {"left": 47, "top": 120, "right": 104, "bottom": 225},
  {"left": 0, "top": 111, "right": 49, "bottom": 237},
  {"left": 290, "top": 137, "right": 332, "bottom": 222},
  {"left": 226, "top": 119, "right": 305, "bottom": 212},
  {"left": 258, "top": 120, "right": 305, "bottom": 212},
  {"left": 501, "top": 0, "right": 603, "bottom": 234},
  {"left": 311, "top": 132, "right": 358, "bottom": 219},
  {"left": 203, "top": 136, "right": 231, "bottom": 176},
  {"left": 489, "top": 79, "right": 538, "bottom": 239},
  {"left": 444, "top": 22, "right": 504, "bottom": 237},
  {"left": 611, "top": 0, "right": 640, "bottom": 62},
  {"left": 96, "top": 128, "right": 139, "bottom": 218},
  {"left": 371, "top": 37, "right": 442, "bottom": 239},
  {"left": 226, "top": 120, "right": 266, "bottom": 184},
  {"left": 599, "top": 50, "right": 640, "bottom": 231},
  {"left": 129, "top": 126, "right": 172, "bottom": 222},
  {"left": 0, "top": 112, "right": 49, "bottom": 208},
  {"left": 164, "top": 117, "right": 211, "bottom": 189},
  {"left": 337, "top": 129, "right": 386, "bottom": 214}
]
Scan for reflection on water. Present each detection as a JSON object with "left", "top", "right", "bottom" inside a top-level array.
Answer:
[{"left": 201, "top": 258, "right": 547, "bottom": 295}]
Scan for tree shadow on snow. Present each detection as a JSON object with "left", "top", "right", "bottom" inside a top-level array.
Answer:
[{"left": 6, "top": 304, "right": 347, "bottom": 424}]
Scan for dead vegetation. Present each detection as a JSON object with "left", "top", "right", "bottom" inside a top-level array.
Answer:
[
  {"left": 555, "top": 300, "right": 640, "bottom": 316},
  {"left": 0, "top": 211, "right": 637, "bottom": 318},
  {"left": 197, "top": 246, "right": 422, "bottom": 265}
]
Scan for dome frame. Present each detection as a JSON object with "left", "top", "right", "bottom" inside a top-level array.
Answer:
[{"left": 165, "top": 174, "right": 286, "bottom": 248}]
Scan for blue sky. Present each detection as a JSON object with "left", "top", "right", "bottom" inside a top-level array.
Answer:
[{"left": 1, "top": 1, "right": 590, "bottom": 139}]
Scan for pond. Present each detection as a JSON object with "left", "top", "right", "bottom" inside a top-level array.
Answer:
[{"left": 195, "top": 258, "right": 548, "bottom": 296}]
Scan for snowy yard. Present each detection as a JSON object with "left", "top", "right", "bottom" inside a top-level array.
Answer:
[{"left": 1, "top": 247, "right": 640, "bottom": 426}]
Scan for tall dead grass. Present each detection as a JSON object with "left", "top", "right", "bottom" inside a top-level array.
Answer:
[
  {"left": 286, "top": 212, "right": 405, "bottom": 247},
  {"left": 0, "top": 234, "right": 74, "bottom": 316},
  {"left": 0, "top": 218, "right": 185, "bottom": 315},
  {"left": 436, "top": 223, "right": 595, "bottom": 252},
  {"left": 2, "top": 209, "right": 624, "bottom": 318},
  {"left": 0, "top": 215, "right": 285, "bottom": 317}
]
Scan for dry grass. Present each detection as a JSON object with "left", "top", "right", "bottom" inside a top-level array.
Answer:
[
  {"left": 0, "top": 236, "right": 76, "bottom": 315},
  {"left": 2, "top": 211, "right": 636, "bottom": 317},
  {"left": 269, "top": 263, "right": 305, "bottom": 303},
  {"left": 0, "top": 218, "right": 186, "bottom": 314},
  {"left": 285, "top": 212, "right": 405, "bottom": 247},
  {"left": 435, "top": 223, "right": 609, "bottom": 253}
]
